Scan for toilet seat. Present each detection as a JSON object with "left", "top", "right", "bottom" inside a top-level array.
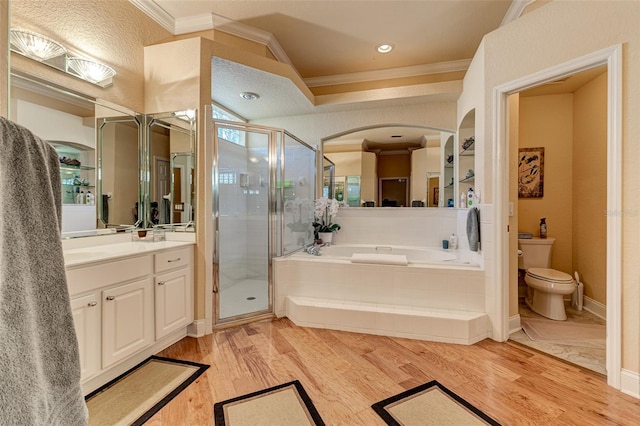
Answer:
[{"left": 526, "top": 268, "right": 573, "bottom": 284}]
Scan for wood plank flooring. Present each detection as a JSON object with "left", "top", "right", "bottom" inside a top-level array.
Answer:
[{"left": 148, "top": 318, "right": 640, "bottom": 425}]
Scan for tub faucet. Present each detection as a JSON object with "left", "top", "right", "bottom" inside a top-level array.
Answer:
[{"left": 307, "top": 243, "right": 327, "bottom": 256}]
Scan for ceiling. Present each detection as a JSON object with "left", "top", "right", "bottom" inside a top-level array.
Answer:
[
  {"left": 132, "top": 0, "right": 524, "bottom": 146},
  {"left": 138, "top": 0, "right": 620, "bottom": 151}
]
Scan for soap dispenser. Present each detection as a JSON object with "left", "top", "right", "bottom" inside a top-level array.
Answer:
[
  {"left": 449, "top": 233, "right": 457, "bottom": 250},
  {"left": 540, "top": 218, "right": 547, "bottom": 239}
]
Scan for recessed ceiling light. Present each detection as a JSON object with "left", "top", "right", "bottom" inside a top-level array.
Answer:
[
  {"left": 376, "top": 43, "right": 394, "bottom": 54},
  {"left": 240, "top": 92, "right": 260, "bottom": 100}
]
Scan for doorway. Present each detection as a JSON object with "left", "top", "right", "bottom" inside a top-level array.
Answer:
[{"left": 495, "top": 45, "right": 622, "bottom": 388}]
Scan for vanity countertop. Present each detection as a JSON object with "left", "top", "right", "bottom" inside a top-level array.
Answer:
[{"left": 63, "top": 241, "right": 194, "bottom": 268}]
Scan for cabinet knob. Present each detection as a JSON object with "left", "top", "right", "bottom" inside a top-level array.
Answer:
[
  {"left": 167, "top": 258, "right": 181, "bottom": 263},
  {"left": 106, "top": 296, "right": 115, "bottom": 301},
  {"left": 87, "top": 301, "right": 97, "bottom": 307},
  {"left": 157, "top": 281, "right": 166, "bottom": 286}
]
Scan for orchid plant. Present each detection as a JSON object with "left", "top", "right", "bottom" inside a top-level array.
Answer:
[{"left": 313, "top": 197, "right": 341, "bottom": 236}]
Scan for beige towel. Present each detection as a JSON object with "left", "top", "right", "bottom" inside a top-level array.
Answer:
[{"left": 351, "top": 253, "right": 408, "bottom": 266}]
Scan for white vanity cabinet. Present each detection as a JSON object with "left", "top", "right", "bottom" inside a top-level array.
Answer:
[
  {"left": 154, "top": 247, "right": 193, "bottom": 340},
  {"left": 102, "top": 278, "right": 154, "bottom": 368},
  {"left": 70, "top": 292, "right": 101, "bottom": 381},
  {"left": 65, "top": 242, "right": 194, "bottom": 393}
]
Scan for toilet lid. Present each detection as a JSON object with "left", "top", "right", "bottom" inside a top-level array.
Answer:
[{"left": 527, "top": 268, "right": 574, "bottom": 283}]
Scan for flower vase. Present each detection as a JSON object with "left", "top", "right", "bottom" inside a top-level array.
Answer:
[{"left": 318, "top": 232, "right": 333, "bottom": 245}]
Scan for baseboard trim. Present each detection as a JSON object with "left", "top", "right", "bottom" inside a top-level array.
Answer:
[
  {"left": 621, "top": 369, "right": 640, "bottom": 399},
  {"left": 509, "top": 314, "right": 521, "bottom": 335},
  {"left": 583, "top": 296, "right": 606, "bottom": 320},
  {"left": 187, "top": 319, "right": 207, "bottom": 338}
]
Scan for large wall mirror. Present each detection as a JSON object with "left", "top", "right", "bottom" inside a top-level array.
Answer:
[
  {"left": 322, "top": 125, "right": 454, "bottom": 208},
  {"left": 9, "top": 72, "right": 197, "bottom": 237},
  {"left": 146, "top": 111, "right": 197, "bottom": 228}
]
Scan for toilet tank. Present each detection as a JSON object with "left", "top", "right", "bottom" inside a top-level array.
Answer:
[{"left": 518, "top": 237, "right": 555, "bottom": 269}]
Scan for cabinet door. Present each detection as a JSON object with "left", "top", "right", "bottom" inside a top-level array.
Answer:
[
  {"left": 70, "top": 293, "right": 101, "bottom": 381},
  {"left": 155, "top": 267, "right": 193, "bottom": 340},
  {"left": 102, "top": 278, "right": 153, "bottom": 369}
]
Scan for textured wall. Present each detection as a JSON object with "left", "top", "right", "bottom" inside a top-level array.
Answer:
[
  {"left": 0, "top": 0, "right": 8, "bottom": 117},
  {"left": 9, "top": 0, "right": 173, "bottom": 112}
]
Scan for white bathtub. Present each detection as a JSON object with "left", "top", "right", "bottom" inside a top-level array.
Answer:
[{"left": 274, "top": 244, "right": 488, "bottom": 345}]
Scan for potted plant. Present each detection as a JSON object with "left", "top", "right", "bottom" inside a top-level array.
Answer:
[{"left": 313, "top": 197, "right": 341, "bottom": 244}]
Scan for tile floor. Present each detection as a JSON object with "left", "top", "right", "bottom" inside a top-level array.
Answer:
[{"left": 510, "top": 297, "right": 607, "bottom": 375}]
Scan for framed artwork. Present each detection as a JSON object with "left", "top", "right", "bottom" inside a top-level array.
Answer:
[{"left": 518, "top": 147, "right": 544, "bottom": 198}]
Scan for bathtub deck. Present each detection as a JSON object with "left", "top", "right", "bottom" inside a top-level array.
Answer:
[{"left": 286, "top": 296, "right": 488, "bottom": 345}]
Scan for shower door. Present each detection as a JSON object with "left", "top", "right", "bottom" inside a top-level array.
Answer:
[{"left": 213, "top": 121, "right": 276, "bottom": 324}]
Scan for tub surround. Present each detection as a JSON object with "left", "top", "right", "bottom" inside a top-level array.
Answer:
[{"left": 275, "top": 246, "right": 487, "bottom": 345}]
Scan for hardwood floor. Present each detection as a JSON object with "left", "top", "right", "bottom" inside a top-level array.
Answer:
[{"left": 149, "top": 318, "right": 640, "bottom": 425}]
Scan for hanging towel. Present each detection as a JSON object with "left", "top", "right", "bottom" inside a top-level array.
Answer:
[
  {"left": 101, "top": 194, "right": 109, "bottom": 223},
  {"left": 466, "top": 207, "right": 481, "bottom": 252},
  {"left": 0, "top": 117, "right": 88, "bottom": 425}
]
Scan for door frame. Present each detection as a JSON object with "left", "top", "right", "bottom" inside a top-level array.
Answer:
[{"left": 493, "top": 44, "right": 622, "bottom": 389}]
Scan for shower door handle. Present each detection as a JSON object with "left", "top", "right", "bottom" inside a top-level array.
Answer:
[{"left": 213, "top": 225, "right": 219, "bottom": 293}]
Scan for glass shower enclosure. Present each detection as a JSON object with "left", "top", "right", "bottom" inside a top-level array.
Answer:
[{"left": 211, "top": 117, "right": 316, "bottom": 326}]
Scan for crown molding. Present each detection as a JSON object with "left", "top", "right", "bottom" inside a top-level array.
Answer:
[
  {"left": 304, "top": 59, "right": 471, "bottom": 88},
  {"left": 501, "top": 0, "right": 535, "bottom": 26},
  {"left": 209, "top": 13, "right": 295, "bottom": 69},
  {"left": 128, "top": 0, "right": 175, "bottom": 33}
]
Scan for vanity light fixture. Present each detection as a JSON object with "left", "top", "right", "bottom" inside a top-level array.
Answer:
[
  {"left": 9, "top": 28, "right": 116, "bottom": 88},
  {"left": 67, "top": 57, "right": 116, "bottom": 87},
  {"left": 376, "top": 43, "right": 394, "bottom": 54},
  {"left": 10, "top": 29, "right": 66, "bottom": 61},
  {"left": 240, "top": 92, "right": 260, "bottom": 100}
]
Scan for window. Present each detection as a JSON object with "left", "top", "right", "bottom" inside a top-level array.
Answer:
[{"left": 212, "top": 104, "right": 245, "bottom": 146}]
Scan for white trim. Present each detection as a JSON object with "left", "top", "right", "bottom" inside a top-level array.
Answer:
[
  {"left": 493, "top": 44, "right": 623, "bottom": 390},
  {"left": 186, "top": 319, "right": 207, "bottom": 338},
  {"left": 583, "top": 295, "right": 606, "bottom": 320},
  {"left": 175, "top": 14, "right": 214, "bottom": 35},
  {"left": 128, "top": 0, "right": 175, "bottom": 33},
  {"left": 500, "top": 0, "right": 536, "bottom": 27},
  {"left": 210, "top": 13, "right": 296, "bottom": 70},
  {"left": 304, "top": 59, "right": 471, "bottom": 88},
  {"left": 621, "top": 369, "right": 640, "bottom": 399},
  {"left": 509, "top": 314, "right": 521, "bottom": 335}
]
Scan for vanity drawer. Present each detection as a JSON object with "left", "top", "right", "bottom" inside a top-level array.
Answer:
[
  {"left": 66, "top": 255, "right": 153, "bottom": 296},
  {"left": 154, "top": 247, "right": 191, "bottom": 274}
]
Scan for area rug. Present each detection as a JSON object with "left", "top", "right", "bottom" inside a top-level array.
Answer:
[
  {"left": 372, "top": 380, "right": 500, "bottom": 426},
  {"left": 214, "top": 380, "right": 325, "bottom": 426},
  {"left": 521, "top": 317, "right": 605, "bottom": 349},
  {"left": 85, "top": 356, "right": 209, "bottom": 426}
]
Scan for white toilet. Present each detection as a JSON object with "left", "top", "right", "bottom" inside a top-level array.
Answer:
[{"left": 518, "top": 237, "right": 576, "bottom": 321}]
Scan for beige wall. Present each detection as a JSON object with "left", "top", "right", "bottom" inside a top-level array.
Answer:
[
  {"left": 325, "top": 151, "right": 363, "bottom": 177},
  {"left": 378, "top": 153, "right": 410, "bottom": 178},
  {"left": 481, "top": 0, "right": 640, "bottom": 372},
  {"left": 573, "top": 72, "right": 607, "bottom": 305},
  {"left": 361, "top": 151, "right": 377, "bottom": 202},
  {"left": 0, "top": 0, "right": 8, "bottom": 117},
  {"left": 411, "top": 148, "right": 428, "bottom": 201},
  {"left": 9, "top": 0, "right": 172, "bottom": 113},
  {"left": 518, "top": 94, "right": 574, "bottom": 274}
]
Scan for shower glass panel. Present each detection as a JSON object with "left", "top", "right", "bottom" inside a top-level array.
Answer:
[
  {"left": 282, "top": 132, "right": 316, "bottom": 255},
  {"left": 214, "top": 122, "right": 273, "bottom": 322}
]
